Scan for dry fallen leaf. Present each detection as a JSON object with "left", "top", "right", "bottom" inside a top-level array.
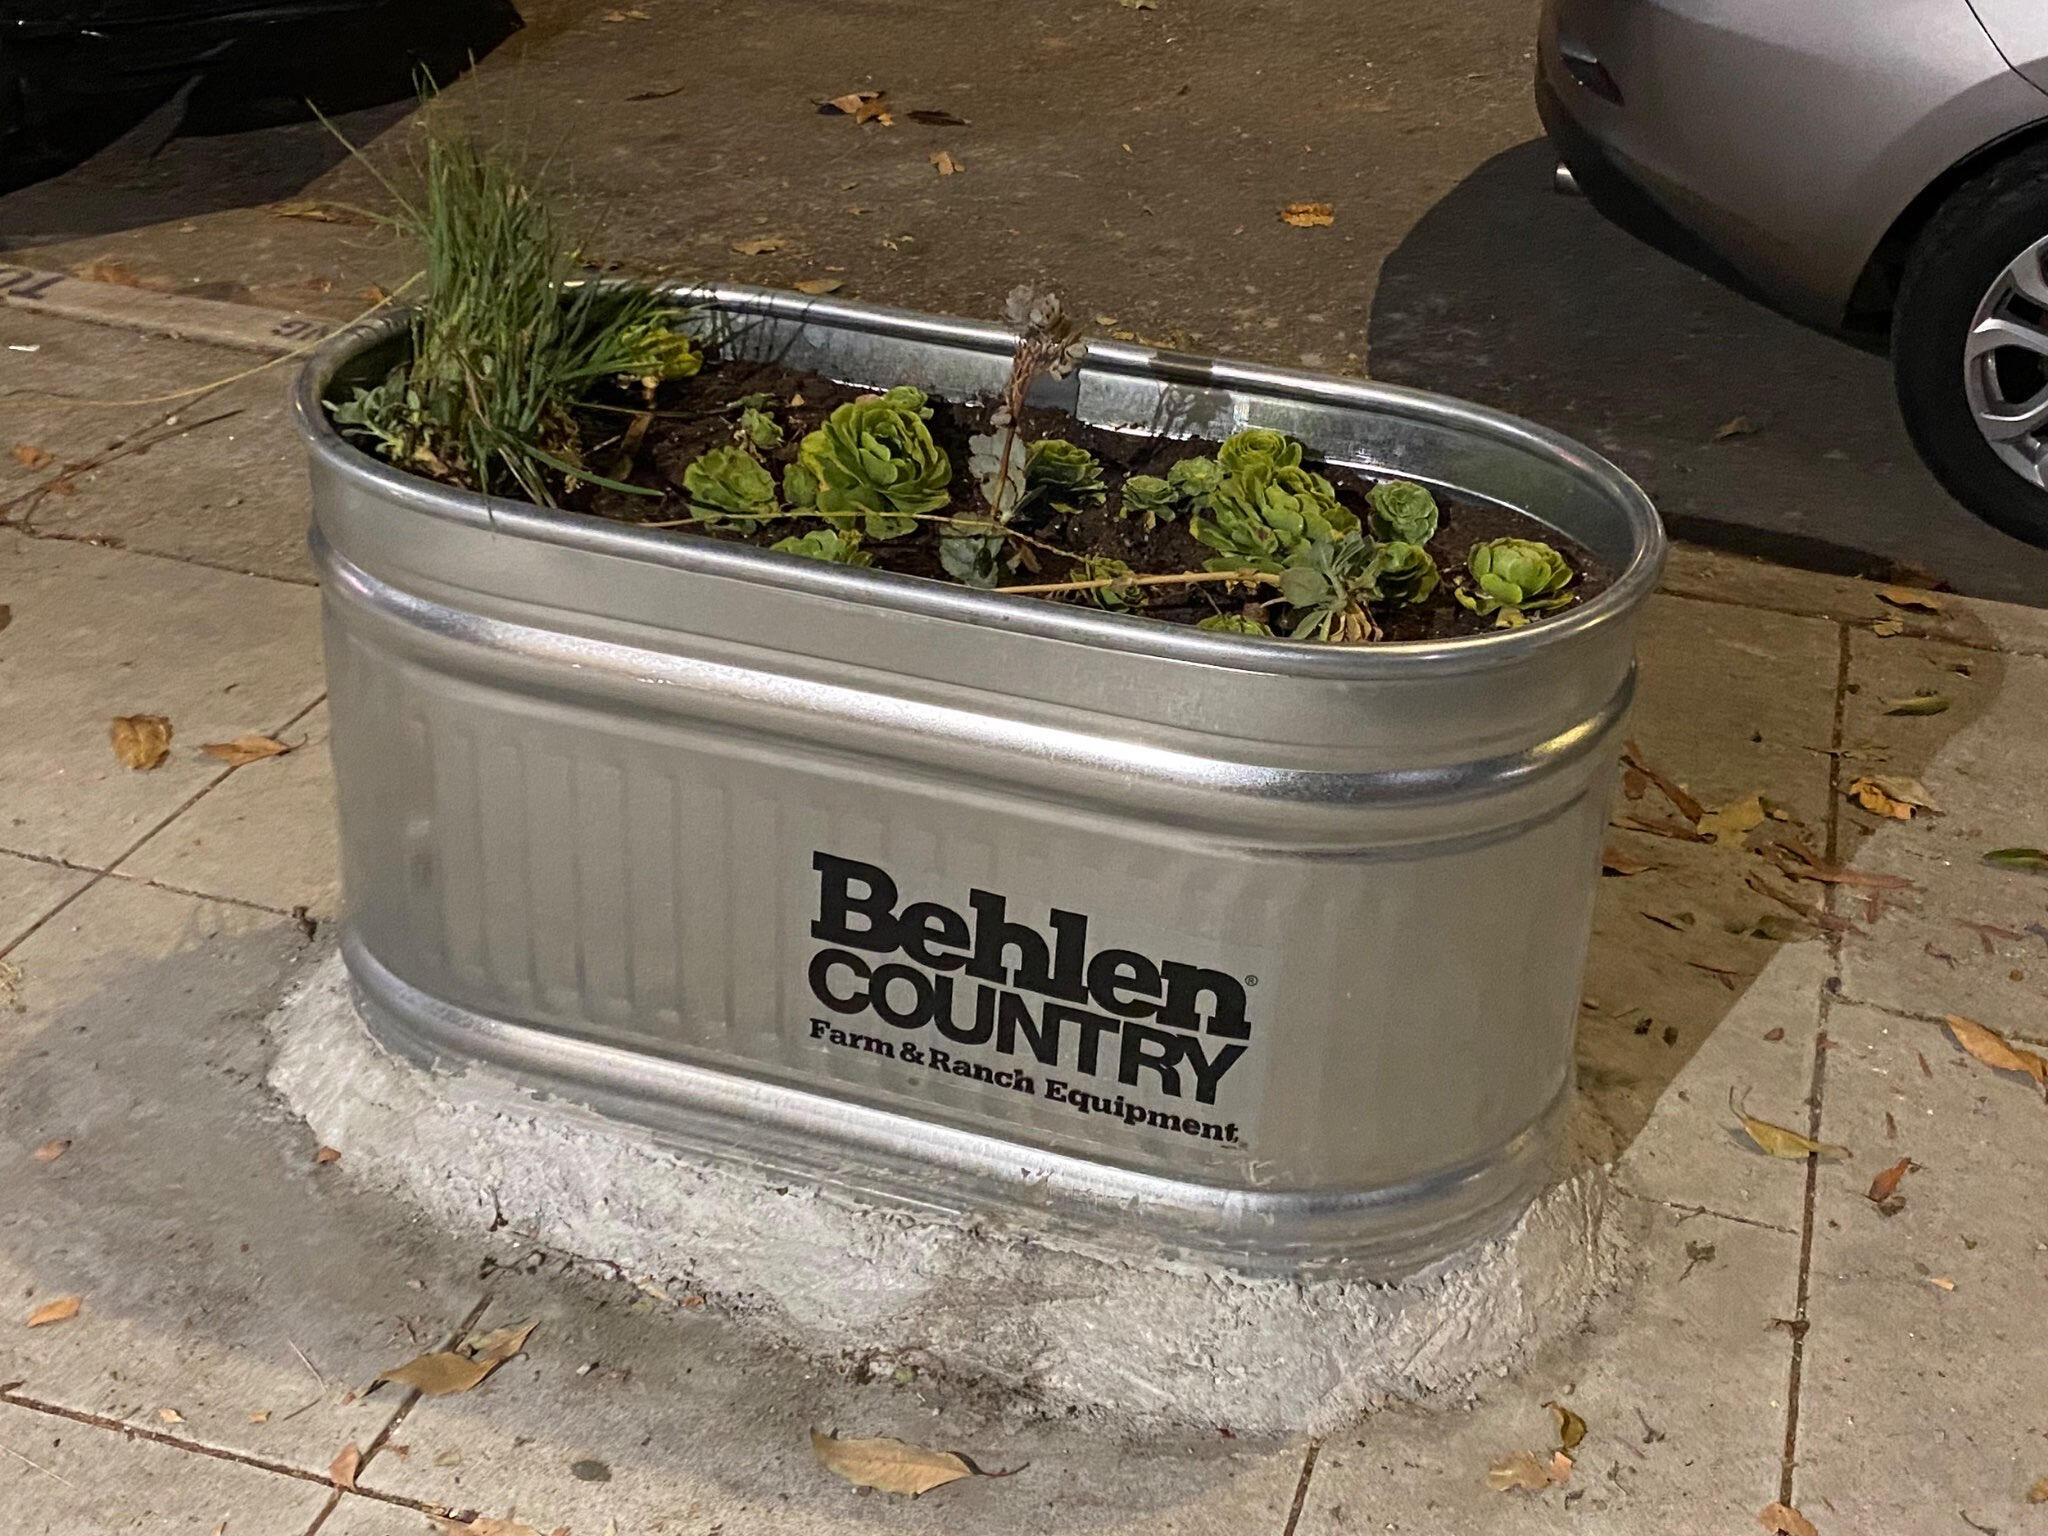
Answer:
[
  {"left": 271, "top": 200, "right": 341, "bottom": 222},
  {"left": 794, "top": 278, "right": 844, "bottom": 295},
  {"left": 2028, "top": 1475, "right": 2048, "bottom": 1503},
  {"left": 731, "top": 236, "right": 787, "bottom": 255},
  {"left": 1699, "top": 793, "right": 1768, "bottom": 845},
  {"left": 1758, "top": 1501, "right": 1820, "bottom": 1536},
  {"left": 1486, "top": 1449, "right": 1566, "bottom": 1493},
  {"left": 377, "top": 1352, "right": 496, "bottom": 1397},
  {"left": 110, "top": 714, "right": 172, "bottom": 771},
  {"left": 329, "top": 1442, "right": 361, "bottom": 1490},
  {"left": 27, "top": 1295, "right": 80, "bottom": 1327},
  {"left": 73, "top": 258, "right": 162, "bottom": 289},
  {"left": 811, "top": 1430, "right": 975, "bottom": 1496},
  {"left": 929, "top": 149, "right": 962, "bottom": 176},
  {"left": 431, "top": 1518, "right": 546, "bottom": 1536},
  {"left": 10, "top": 444, "right": 52, "bottom": 470},
  {"left": 819, "top": 89, "right": 879, "bottom": 114},
  {"left": 1877, "top": 586, "right": 1943, "bottom": 613},
  {"left": 1713, "top": 415, "right": 1759, "bottom": 441},
  {"left": 1943, "top": 1014, "right": 2048, "bottom": 1088},
  {"left": 1867, "top": 1156, "right": 1912, "bottom": 1204},
  {"left": 1871, "top": 615, "right": 1906, "bottom": 637},
  {"left": 199, "top": 734, "right": 290, "bottom": 766},
  {"left": 1600, "top": 846, "right": 1654, "bottom": 876},
  {"left": 602, "top": 7, "right": 650, "bottom": 18},
  {"left": 1621, "top": 740, "right": 1705, "bottom": 823},
  {"left": 32, "top": 1138, "right": 69, "bottom": 1162},
  {"left": 1845, "top": 774, "right": 1938, "bottom": 820},
  {"left": 1928, "top": 1275, "right": 1956, "bottom": 1291},
  {"left": 159, "top": 1407, "right": 185, "bottom": 1424},
  {"left": 248, "top": 1409, "right": 270, "bottom": 1424},
  {"left": 1544, "top": 1400, "right": 1587, "bottom": 1452},
  {"left": 1881, "top": 692, "right": 1950, "bottom": 716},
  {"left": 313, "top": 1145, "right": 341, "bottom": 1165},
  {"left": 1279, "top": 201, "right": 1335, "bottom": 227},
  {"left": 463, "top": 1319, "right": 539, "bottom": 1365},
  {"left": 1731, "top": 1091, "right": 1849, "bottom": 1161}
]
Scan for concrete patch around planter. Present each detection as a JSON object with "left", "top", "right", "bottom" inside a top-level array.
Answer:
[{"left": 268, "top": 950, "right": 1634, "bottom": 1437}]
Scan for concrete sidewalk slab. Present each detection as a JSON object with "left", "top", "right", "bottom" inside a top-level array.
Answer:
[
  {"left": 1795, "top": 1001, "right": 2048, "bottom": 1534},
  {"left": 0, "top": 529, "right": 323, "bottom": 870},
  {"left": 0, "top": 852, "right": 89, "bottom": 953},
  {"left": 1, "top": 308, "right": 317, "bottom": 584}
]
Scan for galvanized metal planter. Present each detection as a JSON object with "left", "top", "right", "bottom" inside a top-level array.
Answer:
[{"left": 295, "top": 285, "right": 1665, "bottom": 1279}]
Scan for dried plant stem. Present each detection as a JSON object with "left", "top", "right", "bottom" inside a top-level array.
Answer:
[{"left": 999, "top": 568, "right": 1277, "bottom": 597}]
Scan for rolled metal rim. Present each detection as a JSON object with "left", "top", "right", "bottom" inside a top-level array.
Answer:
[
  {"left": 1965, "top": 231, "right": 2048, "bottom": 490},
  {"left": 294, "top": 283, "right": 1667, "bottom": 679}
]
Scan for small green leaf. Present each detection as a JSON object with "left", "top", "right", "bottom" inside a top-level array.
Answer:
[
  {"left": 1882, "top": 693, "right": 1950, "bottom": 716},
  {"left": 1984, "top": 847, "right": 2048, "bottom": 874}
]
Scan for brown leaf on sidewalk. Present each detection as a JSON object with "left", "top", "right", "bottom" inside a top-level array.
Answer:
[
  {"left": 73, "top": 258, "right": 167, "bottom": 290},
  {"left": 1866, "top": 1156, "right": 1913, "bottom": 1204},
  {"left": 2028, "top": 1475, "right": 2048, "bottom": 1503},
  {"left": 110, "top": 714, "right": 172, "bottom": 770},
  {"left": 10, "top": 444, "right": 53, "bottom": 470},
  {"left": 1984, "top": 847, "right": 2048, "bottom": 874},
  {"left": 929, "top": 150, "right": 963, "bottom": 175},
  {"left": 26, "top": 1295, "right": 81, "bottom": 1327},
  {"left": 816, "top": 90, "right": 893, "bottom": 125},
  {"left": 811, "top": 1430, "right": 975, "bottom": 1495},
  {"left": 1765, "top": 843, "right": 1914, "bottom": 890},
  {"left": 1877, "top": 586, "right": 1943, "bottom": 613},
  {"left": 271, "top": 200, "right": 341, "bottom": 222},
  {"left": 32, "top": 1138, "right": 69, "bottom": 1162},
  {"left": 328, "top": 1442, "right": 361, "bottom": 1489},
  {"left": 1713, "top": 415, "right": 1758, "bottom": 441},
  {"left": 1486, "top": 1449, "right": 1569, "bottom": 1493},
  {"left": 1758, "top": 1501, "right": 1820, "bottom": 1536},
  {"left": 1279, "top": 201, "right": 1335, "bottom": 227},
  {"left": 0, "top": 605, "right": 10, "bottom": 633},
  {"left": 1881, "top": 692, "right": 1950, "bottom": 716},
  {"left": 313, "top": 1145, "right": 341, "bottom": 1164},
  {"left": 1943, "top": 1014, "right": 2048, "bottom": 1088},
  {"left": 794, "top": 277, "right": 844, "bottom": 295},
  {"left": 463, "top": 1319, "right": 539, "bottom": 1365},
  {"left": 377, "top": 1319, "right": 536, "bottom": 1397},
  {"left": 1620, "top": 740, "right": 1704, "bottom": 823},
  {"left": 430, "top": 1518, "right": 546, "bottom": 1536},
  {"left": 1544, "top": 1400, "right": 1587, "bottom": 1452},
  {"left": 1731, "top": 1091, "right": 1849, "bottom": 1161},
  {"left": 158, "top": 1407, "right": 185, "bottom": 1424},
  {"left": 1600, "top": 846, "right": 1654, "bottom": 876},
  {"left": 1699, "top": 792, "right": 1767, "bottom": 844},
  {"left": 199, "top": 734, "right": 290, "bottom": 766},
  {"left": 731, "top": 236, "right": 787, "bottom": 255},
  {"left": 1845, "top": 774, "right": 1938, "bottom": 820},
  {"left": 1871, "top": 614, "right": 1906, "bottom": 637}
]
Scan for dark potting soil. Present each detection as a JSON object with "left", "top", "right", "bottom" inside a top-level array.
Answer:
[{"left": 564, "top": 359, "right": 1613, "bottom": 642}]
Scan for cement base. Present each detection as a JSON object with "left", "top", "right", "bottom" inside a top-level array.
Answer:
[{"left": 267, "top": 951, "right": 1633, "bottom": 1436}]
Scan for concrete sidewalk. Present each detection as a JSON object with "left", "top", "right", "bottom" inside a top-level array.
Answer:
[{"left": 4, "top": 299, "right": 2048, "bottom": 1536}]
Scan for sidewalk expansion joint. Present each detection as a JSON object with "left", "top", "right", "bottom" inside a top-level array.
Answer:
[
  {"left": 1279, "top": 1438, "right": 1322, "bottom": 1536},
  {"left": 1657, "top": 585, "right": 2048, "bottom": 661},
  {"left": 1826, "top": 991, "right": 2047, "bottom": 1046},
  {"left": 1626, "top": 1197, "right": 1799, "bottom": 1237},
  {"left": 1, "top": 521, "right": 319, "bottom": 591},
  {"left": 0, "top": 693, "right": 327, "bottom": 964}
]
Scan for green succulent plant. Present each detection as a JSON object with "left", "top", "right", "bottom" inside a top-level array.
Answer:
[
  {"left": 614, "top": 315, "right": 704, "bottom": 384},
  {"left": 1275, "top": 532, "right": 1380, "bottom": 643},
  {"left": 1025, "top": 438, "right": 1107, "bottom": 510},
  {"left": 939, "top": 529, "right": 1009, "bottom": 588},
  {"left": 1216, "top": 427, "right": 1303, "bottom": 476},
  {"left": 681, "top": 445, "right": 779, "bottom": 528},
  {"left": 1193, "top": 460, "right": 1355, "bottom": 569},
  {"left": 792, "top": 386, "right": 952, "bottom": 539},
  {"left": 736, "top": 405, "right": 783, "bottom": 451},
  {"left": 1165, "top": 455, "right": 1225, "bottom": 508},
  {"left": 1119, "top": 474, "right": 1182, "bottom": 528},
  {"left": 1455, "top": 537, "right": 1576, "bottom": 626},
  {"left": 1364, "top": 539, "right": 1441, "bottom": 605},
  {"left": 1366, "top": 479, "right": 1440, "bottom": 545},
  {"left": 770, "top": 528, "right": 873, "bottom": 567},
  {"left": 1197, "top": 611, "right": 1275, "bottom": 636},
  {"left": 1073, "top": 555, "right": 1140, "bottom": 609}
]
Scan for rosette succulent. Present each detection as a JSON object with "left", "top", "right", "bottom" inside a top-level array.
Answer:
[
  {"left": 681, "top": 446, "right": 778, "bottom": 528},
  {"left": 1366, "top": 479, "right": 1440, "bottom": 545},
  {"left": 789, "top": 386, "right": 952, "bottom": 539},
  {"left": 1216, "top": 427, "right": 1303, "bottom": 475},
  {"left": 1364, "top": 540, "right": 1441, "bottom": 605},
  {"left": 613, "top": 315, "right": 704, "bottom": 384},
  {"left": 1165, "top": 455, "right": 1225, "bottom": 508},
  {"left": 770, "top": 528, "right": 873, "bottom": 567},
  {"left": 1025, "top": 438, "right": 1107, "bottom": 510},
  {"left": 1193, "top": 460, "right": 1355, "bottom": 568},
  {"left": 736, "top": 405, "right": 783, "bottom": 451},
  {"left": 1275, "top": 531, "right": 1380, "bottom": 643},
  {"left": 1119, "top": 474, "right": 1182, "bottom": 528},
  {"left": 1455, "top": 538, "right": 1576, "bottom": 626},
  {"left": 1197, "top": 611, "right": 1275, "bottom": 636}
]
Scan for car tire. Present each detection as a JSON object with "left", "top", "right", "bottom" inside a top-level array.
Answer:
[{"left": 1892, "top": 140, "right": 2048, "bottom": 549}]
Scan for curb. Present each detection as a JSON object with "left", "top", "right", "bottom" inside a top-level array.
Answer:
[{"left": 0, "top": 262, "right": 333, "bottom": 357}]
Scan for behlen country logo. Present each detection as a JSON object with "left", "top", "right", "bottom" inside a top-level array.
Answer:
[{"left": 804, "top": 853, "right": 1251, "bottom": 1144}]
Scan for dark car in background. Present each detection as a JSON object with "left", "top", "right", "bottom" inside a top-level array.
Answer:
[{"left": 1540, "top": 0, "right": 2048, "bottom": 549}]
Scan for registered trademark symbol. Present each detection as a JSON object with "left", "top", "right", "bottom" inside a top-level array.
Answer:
[{"left": 1245, "top": 974, "right": 1258, "bottom": 987}]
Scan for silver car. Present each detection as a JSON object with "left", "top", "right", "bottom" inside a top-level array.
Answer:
[{"left": 1539, "top": 0, "right": 2048, "bottom": 549}]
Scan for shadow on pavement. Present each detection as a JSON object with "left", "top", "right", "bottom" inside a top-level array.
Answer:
[
  {"left": 0, "top": 0, "right": 522, "bottom": 240},
  {"left": 1368, "top": 137, "right": 2048, "bottom": 608}
]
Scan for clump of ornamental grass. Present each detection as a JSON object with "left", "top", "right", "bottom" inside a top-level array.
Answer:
[{"left": 328, "top": 132, "right": 701, "bottom": 505}]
